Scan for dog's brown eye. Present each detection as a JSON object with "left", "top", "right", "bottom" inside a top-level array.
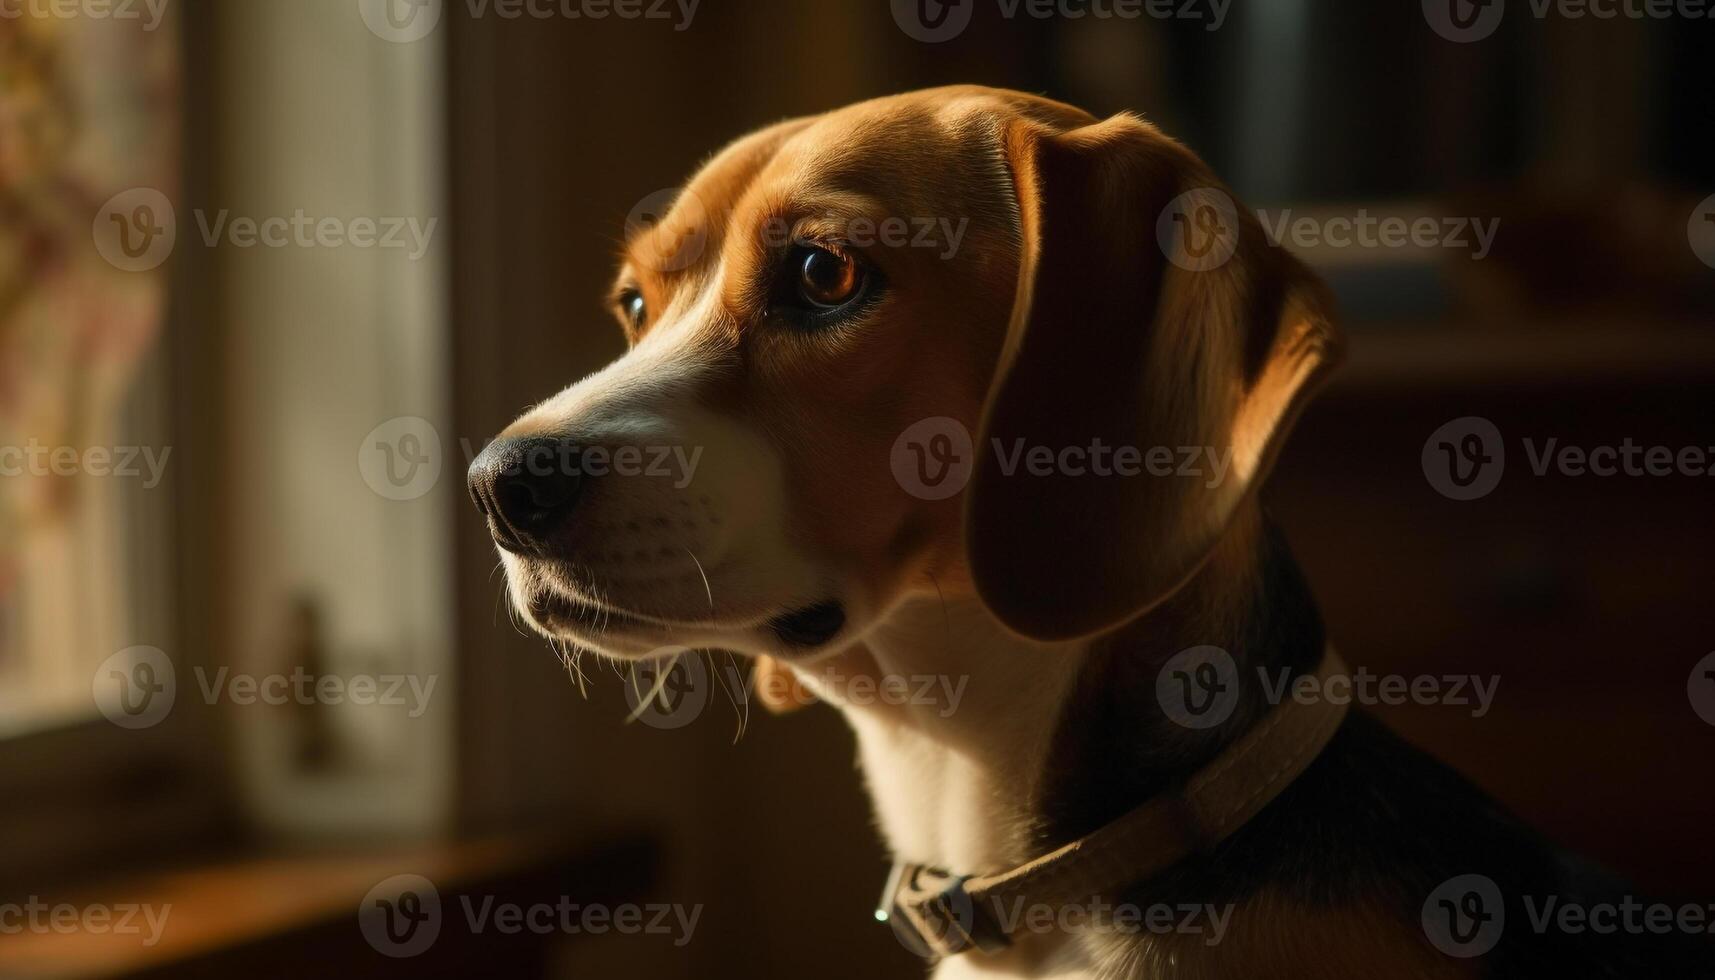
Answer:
[
  {"left": 618, "top": 289, "right": 646, "bottom": 328},
  {"left": 798, "top": 247, "right": 861, "bottom": 309}
]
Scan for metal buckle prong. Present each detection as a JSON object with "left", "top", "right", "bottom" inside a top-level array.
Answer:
[{"left": 875, "top": 860, "right": 907, "bottom": 923}]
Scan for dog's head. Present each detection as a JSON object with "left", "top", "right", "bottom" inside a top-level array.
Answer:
[{"left": 469, "top": 85, "right": 1342, "bottom": 667}]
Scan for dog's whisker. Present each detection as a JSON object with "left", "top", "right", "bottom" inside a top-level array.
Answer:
[
  {"left": 719, "top": 649, "right": 749, "bottom": 745},
  {"left": 502, "top": 584, "right": 530, "bottom": 639},
  {"left": 685, "top": 547, "right": 715, "bottom": 614},
  {"left": 557, "top": 637, "right": 590, "bottom": 698}
]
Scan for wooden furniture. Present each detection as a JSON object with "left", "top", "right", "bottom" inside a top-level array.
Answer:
[{"left": 0, "top": 834, "right": 658, "bottom": 980}]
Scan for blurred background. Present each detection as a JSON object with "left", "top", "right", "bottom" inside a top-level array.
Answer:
[{"left": 1, "top": 1, "right": 1712, "bottom": 977}]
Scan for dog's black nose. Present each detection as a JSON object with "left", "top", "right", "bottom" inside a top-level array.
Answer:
[{"left": 468, "top": 436, "right": 585, "bottom": 552}]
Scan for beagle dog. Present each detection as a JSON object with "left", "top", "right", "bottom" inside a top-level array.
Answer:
[{"left": 468, "top": 87, "right": 1712, "bottom": 978}]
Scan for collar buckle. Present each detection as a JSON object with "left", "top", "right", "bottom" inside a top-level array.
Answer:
[{"left": 877, "top": 861, "right": 1011, "bottom": 961}]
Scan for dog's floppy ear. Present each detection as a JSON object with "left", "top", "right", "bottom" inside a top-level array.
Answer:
[{"left": 966, "top": 114, "right": 1343, "bottom": 642}]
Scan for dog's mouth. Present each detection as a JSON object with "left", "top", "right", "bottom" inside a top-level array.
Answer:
[
  {"left": 526, "top": 587, "right": 847, "bottom": 653},
  {"left": 529, "top": 589, "right": 652, "bottom": 634}
]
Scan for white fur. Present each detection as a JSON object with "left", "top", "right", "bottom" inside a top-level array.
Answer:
[{"left": 799, "top": 596, "right": 1106, "bottom": 978}]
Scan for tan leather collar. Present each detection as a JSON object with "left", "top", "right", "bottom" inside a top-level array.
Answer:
[{"left": 879, "top": 645, "right": 1351, "bottom": 961}]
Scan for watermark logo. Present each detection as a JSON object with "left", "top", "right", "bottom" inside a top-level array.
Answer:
[
  {"left": 359, "top": 0, "right": 443, "bottom": 42},
  {"left": 192, "top": 210, "right": 438, "bottom": 260},
  {"left": 1690, "top": 652, "right": 1715, "bottom": 727},
  {"left": 760, "top": 214, "right": 971, "bottom": 261},
  {"left": 360, "top": 874, "right": 443, "bottom": 958},
  {"left": 1155, "top": 645, "right": 1240, "bottom": 729},
  {"left": 1425, "top": 420, "right": 1715, "bottom": 500},
  {"left": 891, "top": 0, "right": 974, "bottom": 41},
  {"left": 458, "top": 437, "right": 703, "bottom": 491},
  {"left": 1522, "top": 895, "right": 1715, "bottom": 936},
  {"left": 892, "top": 417, "right": 975, "bottom": 501},
  {"left": 468, "top": 0, "right": 698, "bottom": 28},
  {"left": 1690, "top": 194, "right": 1715, "bottom": 270},
  {"left": 1156, "top": 648, "right": 1500, "bottom": 729},
  {"left": 0, "top": 899, "right": 172, "bottom": 947},
  {"left": 893, "top": 0, "right": 1229, "bottom": 40},
  {"left": 359, "top": 874, "right": 699, "bottom": 954},
  {"left": 1423, "top": 874, "right": 1505, "bottom": 957},
  {"left": 0, "top": 441, "right": 172, "bottom": 487},
  {"left": 1424, "top": 0, "right": 1506, "bottom": 41},
  {"left": 364, "top": 0, "right": 699, "bottom": 38},
  {"left": 993, "top": 898, "right": 1231, "bottom": 945},
  {"left": 193, "top": 666, "right": 439, "bottom": 717},
  {"left": 1157, "top": 188, "right": 1240, "bottom": 272},
  {"left": 992, "top": 439, "right": 1234, "bottom": 487},
  {"left": 625, "top": 653, "right": 970, "bottom": 728},
  {"left": 888, "top": 889, "right": 1232, "bottom": 956},
  {"left": 360, "top": 417, "right": 444, "bottom": 501},
  {"left": 1425, "top": 874, "right": 1715, "bottom": 954},
  {"left": 1259, "top": 209, "right": 1499, "bottom": 260},
  {"left": 94, "top": 188, "right": 176, "bottom": 272},
  {"left": 0, "top": 0, "right": 171, "bottom": 29},
  {"left": 1422, "top": 417, "right": 1505, "bottom": 501},
  {"left": 626, "top": 188, "right": 708, "bottom": 273},
  {"left": 93, "top": 646, "right": 176, "bottom": 730},
  {"left": 1427, "top": 0, "right": 1715, "bottom": 40},
  {"left": 627, "top": 652, "right": 974, "bottom": 727},
  {"left": 625, "top": 650, "right": 710, "bottom": 730}
]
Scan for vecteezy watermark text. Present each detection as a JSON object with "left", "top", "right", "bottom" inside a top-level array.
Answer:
[
  {"left": 990, "top": 898, "right": 1232, "bottom": 944},
  {"left": 624, "top": 650, "right": 971, "bottom": 730},
  {"left": 1259, "top": 208, "right": 1500, "bottom": 260},
  {"left": 889, "top": 417, "right": 1238, "bottom": 501},
  {"left": 1157, "top": 190, "right": 1501, "bottom": 272},
  {"left": 355, "top": 418, "right": 706, "bottom": 503},
  {"left": 1423, "top": 874, "right": 1715, "bottom": 958},
  {"left": 0, "top": 441, "right": 172, "bottom": 488},
  {"left": 93, "top": 647, "right": 439, "bottom": 730},
  {"left": 93, "top": 190, "right": 439, "bottom": 271},
  {"left": 194, "top": 666, "right": 438, "bottom": 719},
  {"left": 1425, "top": 0, "right": 1715, "bottom": 44},
  {"left": 891, "top": 0, "right": 1230, "bottom": 43},
  {"left": 192, "top": 210, "right": 438, "bottom": 261},
  {"left": 758, "top": 215, "right": 972, "bottom": 261},
  {"left": 0, "top": 0, "right": 169, "bottom": 29},
  {"left": 458, "top": 437, "right": 704, "bottom": 491},
  {"left": 992, "top": 438, "right": 1234, "bottom": 488},
  {"left": 360, "top": 0, "right": 699, "bottom": 42},
  {"left": 1423, "top": 417, "right": 1715, "bottom": 501},
  {"left": 1155, "top": 646, "right": 1499, "bottom": 730},
  {"left": 359, "top": 874, "right": 700, "bottom": 958},
  {"left": 0, "top": 899, "right": 172, "bottom": 947},
  {"left": 891, "top": 895, "right": 1233, "bottom": 958}
]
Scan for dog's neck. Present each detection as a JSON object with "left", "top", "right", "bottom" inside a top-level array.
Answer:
[
  {"left": 800, "top": 509, "right": 1324, "bottom": 878},
  {"left": 808, "top": 594, "right": 1087, "bottom": 874}
]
